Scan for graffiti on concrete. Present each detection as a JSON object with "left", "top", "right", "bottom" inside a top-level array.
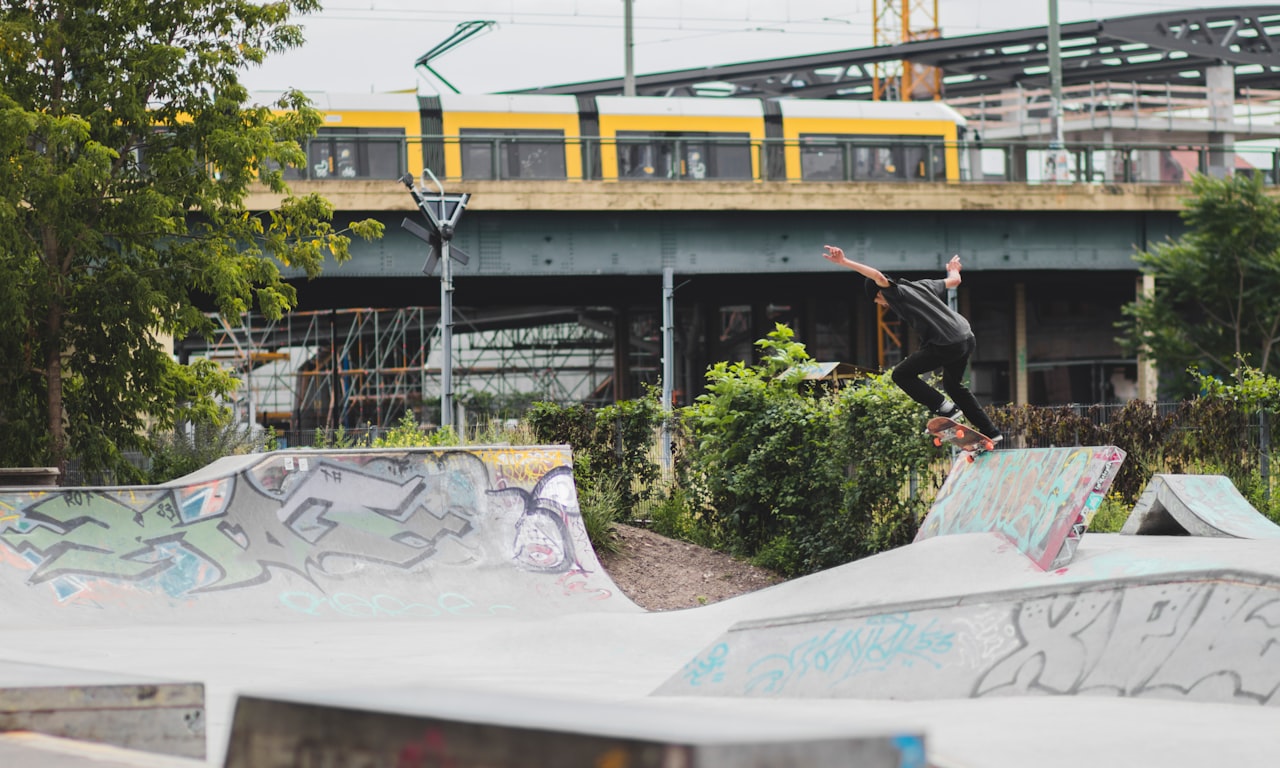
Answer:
[
  {"left": 660, "top": 574, "right": 1280, "bottom": 706},
  {"left": 917, "top": 446, "right": 1125, "bottom": 569},
  {"left": 740, "top": 613, "right": 957, "bottom": 695},
  {"left": 0, "top": 448, "right": 607, "bottom": 609}
]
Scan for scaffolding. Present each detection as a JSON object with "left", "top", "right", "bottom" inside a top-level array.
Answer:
[{"left": 191, "top": 306, "right": 617, "bottom": 435}]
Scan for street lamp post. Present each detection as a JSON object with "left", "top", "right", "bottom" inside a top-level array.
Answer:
[{"left": 399, "top": 171, "right": 471, "bottom": 430}]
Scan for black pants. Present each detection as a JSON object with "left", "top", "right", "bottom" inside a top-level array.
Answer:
[{"left": 891, "top": 336, "right": 1001, "bottom": 437}]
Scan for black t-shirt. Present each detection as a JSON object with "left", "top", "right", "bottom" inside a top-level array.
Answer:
[{"left": 881, "top": 276, "right": 973, "bottom": 346}]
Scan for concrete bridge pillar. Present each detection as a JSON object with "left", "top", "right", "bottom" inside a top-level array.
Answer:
[{"left": 1207, "top": 65, "right": 1236, "bottom": 179}]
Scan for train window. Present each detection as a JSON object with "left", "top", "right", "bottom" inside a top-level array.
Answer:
[
  {"left": 274, "top": 127, "right": 406, "bottom": 180},
  {"left": 459, "top": 129, "right": 567, "bottom": 180},
  {"left": 799, "top": 138, "right": 845, "bottom": 181},
  {"left": 801, "top": 135, "right": 946, "bottom": 181},
  {"left": 615, "top": 132, "right": 751, "bottom": 180}
]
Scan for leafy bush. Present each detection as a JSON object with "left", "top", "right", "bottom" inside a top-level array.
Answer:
[
  {"left": 573, "top": 454, "right": 623, "bottom": 556},
  {"left": 679, "top": 325, "right": 940, "bottom": 576},
  {"left": 832, "top": 373, "right": 940, "bottom": 561},
  {"left": 146, "top": 422, "right": 270, "bottom": 484},
  {"left": 525, "top": 391, "right": 666, "bottom": 523},
  {"left": 680, "top": 325, "right": 841, "bottom": 564},
  {"left": 372, "top": 413, "right": 460, "bottom": 447}
]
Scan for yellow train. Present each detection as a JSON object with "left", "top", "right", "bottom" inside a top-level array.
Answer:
[{"left": 263, "top": 91, "right": 966, "bottom": 183}]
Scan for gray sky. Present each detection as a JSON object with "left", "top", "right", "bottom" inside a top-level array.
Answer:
[{"left": 237, "top": 1, "right": 1269, "bottom": 95}]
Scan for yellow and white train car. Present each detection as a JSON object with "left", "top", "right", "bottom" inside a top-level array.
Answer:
[
  {"left": 258, "top": 90, "right": 967, "bottom": 183},
  {"left": 777, "top": 99, "right": 965, "bottom": 182},
  {"left": 252, "top": 90, "right": 424, "bottom": 181},
  {"left": 424, "top": 93, "right": 585, "bottom": 180},
  {"left": 592, "top": 96, "right": 766, "bottom": 181}
]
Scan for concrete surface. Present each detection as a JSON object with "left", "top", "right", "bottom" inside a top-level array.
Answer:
[
  {"left": 0, "top": 446, "right": 1278, "bottom": 768},
  {"left": 0, "top": 733, "right": 204, "bottom": 768}
]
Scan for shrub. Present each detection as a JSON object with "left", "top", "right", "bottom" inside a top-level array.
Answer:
[
  {"left": 679, "top": 325, "right": 940, "bottom": 576},
  {"left": 146, "top": 422, "right": 269, "bottom": 484}
]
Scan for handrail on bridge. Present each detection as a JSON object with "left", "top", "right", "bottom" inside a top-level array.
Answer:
[{"left": 292, "top": 133, "right": 1280, "bottom": 186}]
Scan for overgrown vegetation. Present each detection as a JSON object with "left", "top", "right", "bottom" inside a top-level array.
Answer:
[
  {"left": 528, "top": 326, "right": 945, "bottom": 577},
  {"left": 145, "top": 423, "right": 273, "bottom": 485},
  {"left": 523, "top": 329, "right": 1280, "bottom": 573},
  {"left": 83, "top": 326, "right": 1280, "bottom": 577}
]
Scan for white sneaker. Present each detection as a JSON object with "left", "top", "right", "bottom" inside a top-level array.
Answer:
[{"left": 936, "top": 400, "right": 963, "bottom": 421}]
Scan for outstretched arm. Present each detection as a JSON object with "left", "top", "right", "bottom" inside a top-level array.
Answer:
[
  {"left": 822, "top": 245, "right": 889, "bottom": 287},
  {"left": 943, "top": 254, "right": 962, "bottom": 289}
]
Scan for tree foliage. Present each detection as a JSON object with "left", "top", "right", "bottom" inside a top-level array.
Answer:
[
  {"left": 1119, "top": 172, "right": 1280, "bottom": 397},
  {"left": 0, "top": 0, "right": 383, "bottom": 478}
]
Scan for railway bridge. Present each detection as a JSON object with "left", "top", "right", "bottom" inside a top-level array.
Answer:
[{"left": 215, "top": 176, "right": 1185, "bottom": 436}]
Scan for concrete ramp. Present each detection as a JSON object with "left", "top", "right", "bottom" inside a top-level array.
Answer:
[
  {"left": 655, "top": 569, "right": 1280, "bottom": 706},
  {"left": 915, "top": 446, "right": 1125, "bottom": 569},
  {"left": 1122, "top": 473, "right": 1280, "bottom": 538},
  {"left": 0, "top": 447, "right": 637, "bottom": 625}
]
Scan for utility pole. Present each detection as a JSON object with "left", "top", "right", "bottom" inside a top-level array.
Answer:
[
  {"left": 1047, "top": 0, "right": 1069, "bottom": 182},
  {"left": 661, "top": 267, "right": 674, "bottom": 470},
  {"left": 623, "top": 0, "right": 636, "bottom": 97}
]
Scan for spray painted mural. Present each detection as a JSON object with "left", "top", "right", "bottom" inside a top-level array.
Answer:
[
  {"left": 0, "top": 447, "right": 636, "bottom": 621},
  {"left": 916, "top": 446, "right": 1126, "bottom": 570},
  {"left": 657, "top": 572, "right": 1280, "bottom": 707}
]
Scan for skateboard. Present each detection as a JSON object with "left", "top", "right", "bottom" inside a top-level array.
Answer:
[{"left": 926, "top": 416, "right": 996, "bottom": 462}]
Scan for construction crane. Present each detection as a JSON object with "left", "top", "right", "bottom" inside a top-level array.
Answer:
[{"left": 872, "top": 0, "right": 942, "bottom": 101}]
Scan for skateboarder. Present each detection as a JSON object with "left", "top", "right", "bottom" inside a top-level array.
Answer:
[{"left": 821, "top": 245, "right": 1003, "bottom": 446}]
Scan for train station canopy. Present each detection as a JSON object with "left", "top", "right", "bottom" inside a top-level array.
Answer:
[{"left": 514, "top": 5, "right": 1280, "bottom": 100}]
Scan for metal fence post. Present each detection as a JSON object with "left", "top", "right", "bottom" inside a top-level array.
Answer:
[{"left": 1262, "top": 409, "right": 1272, "bottom": 503}]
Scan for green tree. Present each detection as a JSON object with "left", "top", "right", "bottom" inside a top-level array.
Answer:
[
  {"left": 1119, "top": 173, "right": 1280, "bottom": 396},
  {"left": 0, "top": 0, "right": 383, "bottom": 479}
]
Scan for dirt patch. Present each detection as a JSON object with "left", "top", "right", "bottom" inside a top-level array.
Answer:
[{"left": 597, "top": 524, "right": 786, "bottom": 611}]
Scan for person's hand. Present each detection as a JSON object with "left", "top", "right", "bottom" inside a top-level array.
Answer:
[
  {"left": 947, "top": 254, "right": 962, "bottom": 273},
  {"left": 822, "top": 245, "right": 845, "bottom": 265}
]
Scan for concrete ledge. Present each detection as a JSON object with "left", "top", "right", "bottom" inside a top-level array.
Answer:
[
  {"left": 0, "top": 467, "right": 59, "bottom": 487},
  {"left": 0, "top": 661, "right": 204, "bottom": 759},
  {"left": 247, "top": 179, "right": 1194, "bottom": 213},
  {"left": 224, "top": 687, "right": 926, "bottom": 768}
]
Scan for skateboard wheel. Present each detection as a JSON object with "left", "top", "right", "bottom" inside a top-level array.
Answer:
[
  {"left": 955, "top": 427, "right": 967, "bottom": 439},
  {"left": 983, "top": 440, "right": 994, "bottom": 451},
  {"left": 966, "top": 454, "right": 975, "bottom": 463},
  {"left": 933, "top": 437, "right": 942, "bottom": 447}
]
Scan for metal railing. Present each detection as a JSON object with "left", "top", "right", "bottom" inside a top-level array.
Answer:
[
  {"left": 947, "top": 81, "right": 1280, "bottom": 136},
  {"left": 285, "top": 133, "right": 1280, "bottom": 186}
]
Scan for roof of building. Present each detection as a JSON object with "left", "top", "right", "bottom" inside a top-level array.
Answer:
[{"left": 513, "top": 6, "right": 1280, "bottom": 100}]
